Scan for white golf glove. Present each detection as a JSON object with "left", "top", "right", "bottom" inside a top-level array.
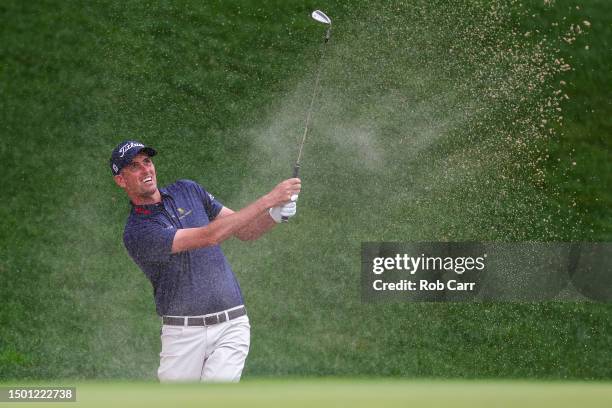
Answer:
[{"left": 269, "top": 196, "right": 298, "bottom": 223}]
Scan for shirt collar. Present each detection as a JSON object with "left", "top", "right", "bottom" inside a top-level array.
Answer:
[{"left": 130, "top": 188, "right": 171, "bottom": 216}]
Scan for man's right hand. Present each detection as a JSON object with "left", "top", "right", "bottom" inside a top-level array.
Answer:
[{"left": 266, "top": 178, "right": 301, "bottom": 208}]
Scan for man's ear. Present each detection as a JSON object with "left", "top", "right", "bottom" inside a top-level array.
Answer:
[{"left": 113, "top": 174, "right": 126, "bottom": 189}]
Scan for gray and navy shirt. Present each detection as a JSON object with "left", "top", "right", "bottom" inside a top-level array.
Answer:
[{"left": 123, "top": 179, "right": 244, "bottom": 316}]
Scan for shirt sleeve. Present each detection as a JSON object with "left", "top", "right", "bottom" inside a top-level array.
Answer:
[
  {"left": 124, "top": 219, "right": 177, "bottom": 264},
  {"left": 192, "top": 182, "right": 223, "bottom": 220}
]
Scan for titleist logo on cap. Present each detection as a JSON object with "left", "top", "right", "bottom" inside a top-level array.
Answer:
[{"left": 119, "top": 142, "right": 144, "bottom": 158}]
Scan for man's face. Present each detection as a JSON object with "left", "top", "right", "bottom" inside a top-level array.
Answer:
[{"left": 113, "top": 153, "right": 158, "bottom": 199}]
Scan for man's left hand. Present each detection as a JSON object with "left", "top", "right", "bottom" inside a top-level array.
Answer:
[{"left": 269, "top": 200, "right": 297, "bottom": 223}]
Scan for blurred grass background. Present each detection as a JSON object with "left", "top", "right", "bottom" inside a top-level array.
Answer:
[
  {"left": 0, "top": 0, "right": 610, "bottom": 380},
  {"left": 3, "top": 380, "right": 612, "bottom": 408}
]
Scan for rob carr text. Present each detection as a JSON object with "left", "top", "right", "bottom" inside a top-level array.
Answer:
[{"left": 372, "top": 279, "right": 476, "bottom": 292}]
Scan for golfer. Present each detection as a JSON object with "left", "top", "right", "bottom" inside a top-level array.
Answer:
[{"left": 110, "top": 140, "right": 300, "bottom": 382}]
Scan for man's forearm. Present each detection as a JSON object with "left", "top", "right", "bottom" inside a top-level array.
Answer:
[
  {"left": 171, "top": 177, "right": 300, "bottom": 253},
  {"left": 172, "top": 195, "right": 272, "bottom": 253},
  {"left": 234, "top": 210, "right": 276, "bottom": 241}
]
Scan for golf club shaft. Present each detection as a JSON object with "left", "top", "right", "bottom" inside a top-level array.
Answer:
[
  {"left": 294, "top": 27, "right": 331, "bottom": 170},
  {"left": 282, "top": 27, "right": 331, "bottom": 222}
]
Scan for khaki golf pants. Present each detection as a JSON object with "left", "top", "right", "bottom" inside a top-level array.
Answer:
[{"left": 157, "top": 315, "right": 250, "bottom": 382}]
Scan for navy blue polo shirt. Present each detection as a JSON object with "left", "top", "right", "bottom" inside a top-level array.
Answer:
[{"left": 123, "top": 179, "right": 245, "bottom": 316}]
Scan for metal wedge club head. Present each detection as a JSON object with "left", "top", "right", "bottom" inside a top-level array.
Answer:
[{"left": 311, "top": 10, "right": 332, "bottom": 25}]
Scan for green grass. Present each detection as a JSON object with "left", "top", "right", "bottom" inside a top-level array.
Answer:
[
  {"left": 531, "top": 0, "right": 612, "bottom": 240},
  {"left": 2, "top": 380, "right": 612, "bottom": 408},
  {"left": 0, "top": 0, "right": 611, "bottom": 381}
]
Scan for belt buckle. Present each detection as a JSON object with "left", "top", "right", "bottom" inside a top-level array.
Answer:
[{"left": 204, "top": 315, "right": 218, "bottom": 326}]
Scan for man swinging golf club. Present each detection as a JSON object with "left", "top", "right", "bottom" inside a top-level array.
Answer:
[
  {"left": 110, "top": 140, "right": 300, "bottom": 382},
  {"left": 110, "top": 9, "right": 329, "bottom": 383}
]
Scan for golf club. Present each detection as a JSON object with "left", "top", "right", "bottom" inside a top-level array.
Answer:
[{"left": 282, "top": 9, "right": 332, "bottom": 222}]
